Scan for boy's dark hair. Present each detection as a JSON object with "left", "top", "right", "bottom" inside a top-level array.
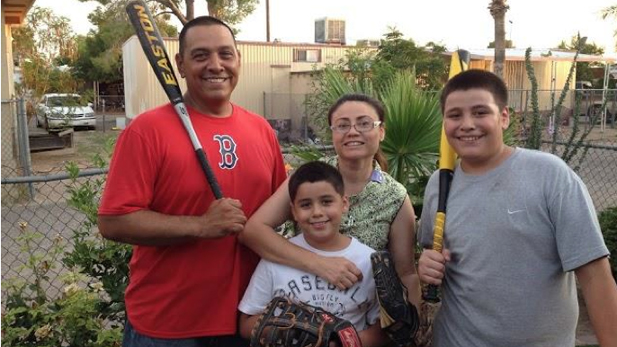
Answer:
[
  {"left": 326, "top": 93, "right": 388, "bottom": 171},
  {"left": 289, "top": 161, "right": 344, "bottom": 202},
  {"left": 179, "top": 16, "right": 236, "bottom": 55},
  {"left": 440, "top": 69, "right": 508, "bottom": 112}
]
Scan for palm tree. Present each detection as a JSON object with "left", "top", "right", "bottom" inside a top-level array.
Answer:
[
  {"left": 602, "top": 5, "right": 617, "bottom": 19},
  {"left": 488, "top": 0, "right": 509, "bottom": 79},
  {"left": 379, "top": 72, "right": 442, "bottom": 202},
  {"left": 602, "top": 5, "right": 617, "bottom": 50}
]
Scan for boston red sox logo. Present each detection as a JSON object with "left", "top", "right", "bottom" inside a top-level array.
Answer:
[{"left": 213, "top": 135, "right": 238, "bottom": 169}]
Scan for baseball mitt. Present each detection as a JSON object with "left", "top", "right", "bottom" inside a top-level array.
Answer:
[
  {"left": 250, "top": 296, "right": 362, "bottom": 347},
  {"left": 371, "top": 251, "right": 419, "bottom": 347}
]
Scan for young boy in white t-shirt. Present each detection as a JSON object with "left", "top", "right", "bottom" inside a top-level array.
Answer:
[{"left": 238, "top": 161, "right": 387, "bottom": 347}]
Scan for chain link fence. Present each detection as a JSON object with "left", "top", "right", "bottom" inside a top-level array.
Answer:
[
  {"left": 2, "top": 140, "right": 616, "bottom": 304},
  {"left": 2, "top": 98, "right": 35, "bottom": 209},
  {"left": 1, "top": 98, "right": 32, "bottom": 181},
  {"left": 264, "top": 93, "right": 320, "bottom": 144},
  {"left": 1, "top": 165, "right": 108, "bottom": 299},
  {"left": 94, "top": 95, "right": 125, "bottom": 113},
  {"left": 540, "top": 141, "right": 617, "bottom": 212},
  {"left": 1, "top": 99, "right": 19, "bottom": 170}
]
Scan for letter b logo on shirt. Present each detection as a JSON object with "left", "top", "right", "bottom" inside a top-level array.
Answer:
[{"left": 213, "top": 135, "right": 238, "bottom": 169}]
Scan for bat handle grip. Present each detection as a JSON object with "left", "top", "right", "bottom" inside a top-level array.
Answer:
[
  {"left": 424, "top": 284, "right": 441, "bottom": 303},
  {"left": 196, "top": 149, "right": 223, "bottom": 199}
]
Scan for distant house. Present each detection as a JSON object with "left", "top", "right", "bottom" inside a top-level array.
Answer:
[{"left": 459, "top": 48, "right": 616, "bottom": 113}]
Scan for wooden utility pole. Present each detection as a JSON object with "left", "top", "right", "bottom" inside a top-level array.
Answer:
[{"left": 266, "top": 0, "right": 270, "bottom": 42}]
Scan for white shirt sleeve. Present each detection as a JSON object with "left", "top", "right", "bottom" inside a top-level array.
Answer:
[{"left": 238, "top": 260, "right": 275, "bottom": 315}]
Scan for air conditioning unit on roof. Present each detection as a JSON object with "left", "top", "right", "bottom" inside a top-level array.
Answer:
[{"left": 315, "top": 18, "right": 346, "bottom": 45}]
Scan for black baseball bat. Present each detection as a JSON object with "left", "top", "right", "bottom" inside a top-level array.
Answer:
[{"left": 126, "top": 0, "right": 223, "bottom": 199}]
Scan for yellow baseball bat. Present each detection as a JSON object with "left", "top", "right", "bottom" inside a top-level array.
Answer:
[{"left": 424, "top": 49, "right": 470, "bottom": 302}]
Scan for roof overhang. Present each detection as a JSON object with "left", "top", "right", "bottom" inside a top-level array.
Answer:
[
  {"left": 450, "top": 48, "right": 616, "bottom": 63},
  {"left": 2, "top": 0, "right": 35, "bottom": 25}
]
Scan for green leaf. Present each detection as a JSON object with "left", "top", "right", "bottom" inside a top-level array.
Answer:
[{"left": 380, "top": 71, "right": 441, "bottom": 193}]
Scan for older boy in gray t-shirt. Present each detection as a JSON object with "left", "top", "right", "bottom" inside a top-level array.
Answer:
[
  {"left": 420, "top": 148, "right": 608, "bottom": 346},
  {"left": 418, "top": 69, "right": 616, "bottom": 347}
]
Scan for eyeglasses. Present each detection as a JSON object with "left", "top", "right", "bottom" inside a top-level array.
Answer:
[{"left": 330, "top": 119, "right": 382, "bottom": 134}]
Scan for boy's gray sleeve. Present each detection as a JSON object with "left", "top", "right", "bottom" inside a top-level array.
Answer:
[{"left": 548, "top": 162, "right": 609, "bottom": 272}]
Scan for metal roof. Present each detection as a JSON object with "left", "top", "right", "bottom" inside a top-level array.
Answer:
[{"left": 451, "top": 48, "right": 616, "bottom": 63}]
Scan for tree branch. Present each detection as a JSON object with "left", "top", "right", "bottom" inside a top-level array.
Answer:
[
  {"left": 151, "top": 0, "right": 188, "bottom": 25},
  {"left": 154, "top": 10, "right": 175, "bottom": 17}
]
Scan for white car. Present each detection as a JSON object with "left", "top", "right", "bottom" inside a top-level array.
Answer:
[{"left": 36, "top": 93, "right": 96, "bottom": 130}]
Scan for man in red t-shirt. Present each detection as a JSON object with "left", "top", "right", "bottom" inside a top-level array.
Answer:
[{"left": 98, "top": 16, "right": 286, "bottom": 346}]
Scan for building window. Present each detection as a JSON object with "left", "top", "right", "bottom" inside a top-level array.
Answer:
[{"left": 293, "top": 49, "right": 321, "bottom": 62}]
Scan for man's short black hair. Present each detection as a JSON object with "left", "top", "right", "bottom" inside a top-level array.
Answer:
[
  {"left": 289, "top": 161, "right": 344, "bottom": 202},
  {"left": 440, "top": 69, "right": 508, "bottom": 113},
  {"left": 179, "top": 16, "right": 236, "bottom": 55}
]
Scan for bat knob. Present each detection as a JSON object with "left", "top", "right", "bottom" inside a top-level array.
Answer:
[{"left": 423, "top": 284, "right": 441, "bottom": 303}]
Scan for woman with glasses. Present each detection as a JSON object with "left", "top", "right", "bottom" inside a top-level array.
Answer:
[{"left": 240, "top": 94, "right": 420, "bottom": 307}]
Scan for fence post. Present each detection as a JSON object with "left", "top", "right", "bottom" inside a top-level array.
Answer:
[
  {"left": 304, "top": 94, "right": 308, "bottom": 142},
  {"left": 15, "top": 98, "right": 35, "bottom": 199},
  {"left": 584, "top": 91, "right": 591, "bottom": 132},
  {"left": 522, "top": 90, "right": 529, "bottom": 138},
  {"left": 263, "top": 91, "right": 267, "bottom": 117},
  {"left": 102, "top": 98, "right": 106, "bottom": 133}
]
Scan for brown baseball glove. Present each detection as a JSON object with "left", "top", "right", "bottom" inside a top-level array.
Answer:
[
  {"left": 250, "top": 296, "right": 362, "bottom": 347},
  {"left": 371, "top": 251, "right": 419, "bottom": 347}
]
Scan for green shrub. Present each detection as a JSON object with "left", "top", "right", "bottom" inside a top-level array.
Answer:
[
  {"left": 64, "top": 158, "right": 131, "bottom": 322},
  {"left": 1, "top": 139, "right": 126, "bottom": 346},
  {"left": 598, "top": 206, "right": 617, "bottom": 280},
  {"left": 1, "top": 223, "right": 122, "bottom": 347}
]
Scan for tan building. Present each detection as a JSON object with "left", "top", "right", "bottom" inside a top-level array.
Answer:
[
  {"left": 464, "top": 48, "right": 615, "bottom": 113},
  {"left": 2, "top": 0, "right": 35, "bottom": 172},
  {"left": 122, "top": 37, "right": 367, "bottom": 140}
]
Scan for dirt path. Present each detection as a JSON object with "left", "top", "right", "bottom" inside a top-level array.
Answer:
[{"left": 30, "top": 130, "right": 119, "bottom": 172}]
